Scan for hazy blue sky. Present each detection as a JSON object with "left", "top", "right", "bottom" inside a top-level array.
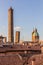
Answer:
[{"left": 0, "top": 0, "right": 43, "bottom": 41}]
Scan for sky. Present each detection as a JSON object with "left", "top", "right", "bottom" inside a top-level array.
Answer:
[{"left": 0, "top": 0, "right": 43, "bottom": 41}]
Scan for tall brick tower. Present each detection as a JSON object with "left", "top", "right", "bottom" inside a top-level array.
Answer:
[
  {"left": 15, "top": 31, "right": 20, "bottom": 43},
  {"left": 8, "top": 7, "right": 14, "bottom": 43}
]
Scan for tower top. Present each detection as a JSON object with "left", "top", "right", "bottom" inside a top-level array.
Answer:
[{"left": 8, "top": 7, "right": 13, "bottom": 11}]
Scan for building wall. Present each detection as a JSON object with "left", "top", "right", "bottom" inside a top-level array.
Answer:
[{"left": 3, "top": 37, "right": 7, "bottom": 43}]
